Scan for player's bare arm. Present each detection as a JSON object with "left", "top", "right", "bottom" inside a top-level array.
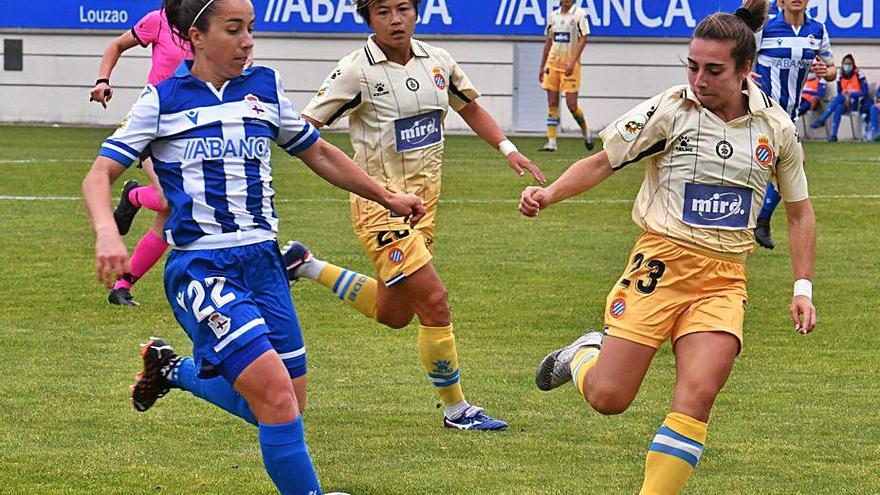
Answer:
[
  {"left": 784, "top": 198, "right": 817, "bottom": 334},
  {"left": 91, "top": 31, "right": 140, "bottom": 108},
  {"left": 566, "top": 34, "right": 588, "bottom": 77},
  {"left": 539, "top": 37, "right": 553, "bottom": 83},
  {"left": 303, "top": 114, "right": 324, "bottom": 129},
  {"left": 82, "top": 156, "right": 130, "bottom": 286},
  {"left": 519, "top": 150, "right": 613, "bottom": 216},
  {"left": 296, "top": 138, "right": 425, "bottom": 226},
  {"left": 457, "top": 101, "right": 545, "bottom": 183}
]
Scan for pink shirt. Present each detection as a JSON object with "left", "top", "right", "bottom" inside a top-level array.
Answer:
[{"left": 131, "top": 10, "right": 193, "bottom": 85}]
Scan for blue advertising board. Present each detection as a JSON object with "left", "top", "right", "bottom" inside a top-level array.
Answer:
[{"left": 1, "top": 0, "right": 876, "bottom": 38}]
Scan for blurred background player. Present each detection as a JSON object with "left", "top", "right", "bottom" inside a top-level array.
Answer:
[
  {"left": 810, "top": 53, "right": 870, "bottom": 142},
  {"left": 521, "top": 2, "right": 817, "bottom": 494},
  {"left": 538, "top": 0, "right": 593, "bottom": 152},
  {"left": 82, "top": 0, "right": 423, "bottom": 492},
  {"left": 752, "top": 0, "right": 834, "bottom": 249},
  {"left": 282, "top": 0, "right": 544, "bottom": 431},
  {"left": 90, "top": 4, "right": 192, "bottom": 306}
]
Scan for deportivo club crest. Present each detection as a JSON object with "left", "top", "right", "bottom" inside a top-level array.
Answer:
[{"left": 244, "top": 94, "right": 265, "bottom": 115}]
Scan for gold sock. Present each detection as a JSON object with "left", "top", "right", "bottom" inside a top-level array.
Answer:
[
  {"left": 639, "top": 412, "right": 708, "bottom": 495},
  {"left": 315, "top": 264, "right": 378, "bottom": 320},
  {"left": 547, "top": 107, "right": 560, "bottom": 141},
  {"left": 418, "top": 324, "right": 465, "bottom": 405},
  {"left": 572, "top": 107, "right": 588, "bottom": 134},
  {"left": 569, "top": 347, "right": 599, "bottom": 398}
]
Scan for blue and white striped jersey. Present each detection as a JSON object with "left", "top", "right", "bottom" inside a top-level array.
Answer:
[
  {"left": 100, "top": 62, "right": 319, "bottom": 250},
  {"left": 755, "top": 12, "right": 833, "bottom": 120}
]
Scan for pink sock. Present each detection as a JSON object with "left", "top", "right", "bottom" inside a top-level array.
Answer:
[
  {"left": 113, "top": 230, "right": 169, "bottom": 291},
  {"left": 129, "top": 185, "right": 164, "bottom": 212}
]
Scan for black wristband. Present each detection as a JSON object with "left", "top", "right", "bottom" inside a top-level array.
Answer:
[{"left": 95, "top": 78, "right": 110, "bottom": 86}]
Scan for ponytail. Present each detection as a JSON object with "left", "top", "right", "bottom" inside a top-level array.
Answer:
[
  {"left": 693, "top": 0, "right": 768, "bottom": 71},
  {"left": 163, "top": 0, "right": 218, "bottom": 43}
]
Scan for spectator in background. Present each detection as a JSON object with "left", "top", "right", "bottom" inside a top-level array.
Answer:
[{"left": 811, "top": 53, "right": 870, "bottom": 142}]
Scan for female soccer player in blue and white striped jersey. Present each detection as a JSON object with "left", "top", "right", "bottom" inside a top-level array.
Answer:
[
  {"left": 82, "top": 0, "right": 424, "bottom": 493},
  {"left": 752, "top": 0, "right": 835, "bottom": 249}
]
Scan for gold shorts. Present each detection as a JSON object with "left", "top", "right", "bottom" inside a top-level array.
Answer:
[
  {"left": 541, "top": 65, "right": 581, "bottom": 94},
  {"left": 604, "top": 233, "right": 748, "bottom": 350},
  {"left": 355, "top": 224, "right": 435, "bottom": 286}
]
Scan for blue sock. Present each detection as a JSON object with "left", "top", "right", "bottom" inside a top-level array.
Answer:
[
  {"left": 172, "top": 357, "right": 257, "bottom": 425},
  {"left": 831, "top": 104, "right": 845, "bottom": 138},
  {"left": 758, "top": 183, "right": 781, "bottom": 222},
  {"left": 870, "top": 106, "right": 879, "bottom": 139},
  {"left": 817, "top": 94, "right": 843, "bottom": 125},
  {"left": 258, "top": 417, "right": 322, "bottom": 495}
]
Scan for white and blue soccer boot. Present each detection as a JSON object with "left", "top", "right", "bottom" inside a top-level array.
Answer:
[{"left": 444, "top": 405, "right": 508, "bottom": 431}]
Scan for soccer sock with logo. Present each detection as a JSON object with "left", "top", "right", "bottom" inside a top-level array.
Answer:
[
  {"left": 171, "top": 357, "right": 257, "bottom": 425},
  {"left": 258, "top": 417, "right": 322, "bottom": 495},
  {"left": 547, "top": 107, "right": 560, "bottom": 142},
  {"left": 639, "top": 412, "right": 707, "bottom": 495},
  {"left": 113, "top": 230, "right": 168, "bottom": 291},
  {"left": 418, "top": 324, "right": 465, "bottom": 408},
  {"left": 311, "top": 262, "right": 378, "bottom": 320},
  {"left": 128, "top": 185, "right": 164, "bottom": 212},
  {"left": 757, "top": 183, "right": 781, "bottom": 221},
  {"left": 572, "top": 107, "right": 589, "bottom": 135},
  {"left": 569, "top": 346, "right": 600, "bottom": 398}
]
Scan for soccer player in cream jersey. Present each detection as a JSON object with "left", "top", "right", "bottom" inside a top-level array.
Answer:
[
  {"left": 539, "top": 0, "right": 593, "bottom": 152},
  {"left": 521, "top": 1, "right": 817, "bottom": 493},
  {"left": 282, "top": 0, "right": 545, "bottom": 431}
]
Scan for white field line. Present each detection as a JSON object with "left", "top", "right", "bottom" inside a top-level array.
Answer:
[
  {"left": 0, "top": 159, "right": 91, "bottom": 164},
  {"left": 2, "top": 195, "right": 880, "bottom": 203},
  {"left": 3, "top": 156, "right": 880, "bottom": 165}
]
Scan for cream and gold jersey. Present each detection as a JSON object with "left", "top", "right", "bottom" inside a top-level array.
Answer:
[
  {"left": 545, "top": 6, "right": 590, "bottom": 70},
  {"left": 599, "top": 79, "right": 808, "bottom": 257},
  {"left": 303, "top": 35, "right": 479, "bottom": 233}
]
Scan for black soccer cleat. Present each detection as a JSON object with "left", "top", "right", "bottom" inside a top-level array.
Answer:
[
  {"left": 131, "top": 337, "right": 180, "bottom": 412},
  {"left": 114, "top": 179, "right": 141, "bottom": 236},
  {"left": 108, "top": 287, "right": 140, "bottom": 306},
  {"left": 584, "top": 131, "right": 595, "bottom": 151},
  {"left": 754, "top": 218, "right": 775, "bottom": 250}
]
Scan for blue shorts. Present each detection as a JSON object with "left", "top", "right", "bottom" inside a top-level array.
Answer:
[{"left": 164, "top": 240, "right": 307, "bottom": 382}]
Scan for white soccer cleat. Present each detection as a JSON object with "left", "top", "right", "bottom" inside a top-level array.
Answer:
[
  {"left": 535, "top": 330, "right": 603, "bottom": 391},
  {"left": 539, "top": 140, "right": 558, "bottom": 152}
]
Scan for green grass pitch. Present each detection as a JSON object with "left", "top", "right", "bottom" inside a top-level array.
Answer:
[{"left": 0, "top": 126, "right": 878, "bottom": 494}]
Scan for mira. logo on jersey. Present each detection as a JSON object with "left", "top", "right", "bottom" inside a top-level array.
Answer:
[
  {"left": 554, "top": 32, "right": 571, "bottom": 43},
  {"left": 394, "top": 110, "right": 443, "bottom": 152},
  {"left": 682, "top": 183, "right": 752, "bottom": 229},
  {"left": 184, "top": 137, "right": 271, "bottom": 161}
]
